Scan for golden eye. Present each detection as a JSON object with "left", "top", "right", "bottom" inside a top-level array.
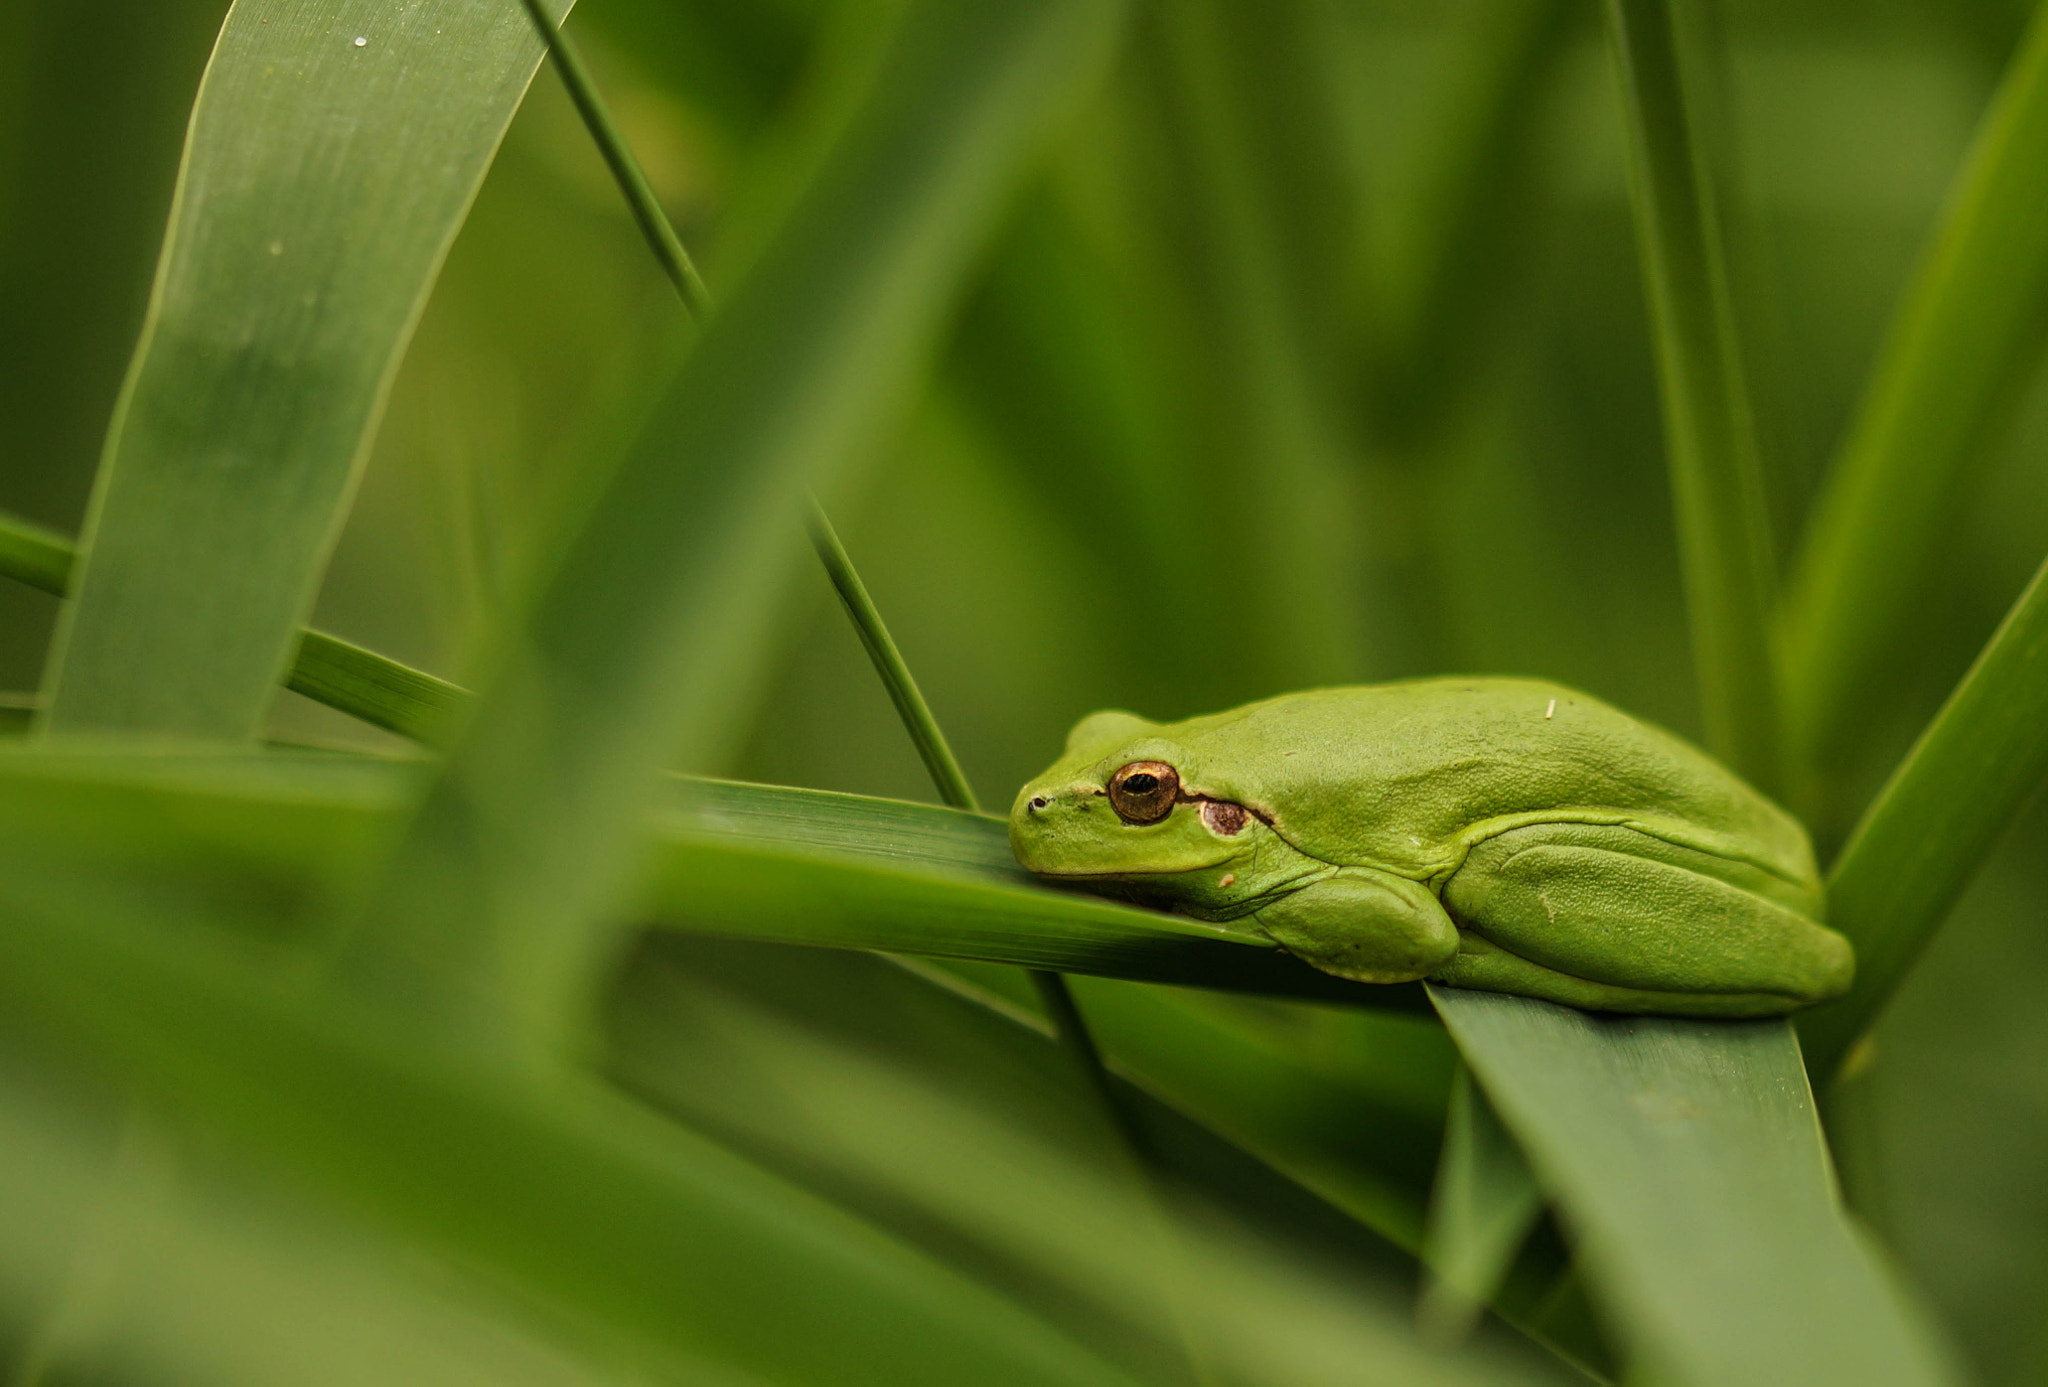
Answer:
[{"left": 1108, "top": 761, "right": 1179, "bottom": 824}]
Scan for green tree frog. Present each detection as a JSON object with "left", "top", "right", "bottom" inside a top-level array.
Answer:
[{"left": 1010, "top": 679, "right": 1852, "bottom": 1017}]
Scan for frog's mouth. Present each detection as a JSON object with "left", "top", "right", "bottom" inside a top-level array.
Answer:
[{"left": 1009, "top": 786, "right": 1272, "bottom": 879}]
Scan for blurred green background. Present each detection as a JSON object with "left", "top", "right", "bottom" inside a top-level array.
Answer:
[{"left": 2, "top": 0, "right": 2045, "bottom": 1380}]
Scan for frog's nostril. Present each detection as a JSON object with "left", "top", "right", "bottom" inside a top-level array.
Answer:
[{"left": 1029, "top": 796, "right": 1049, "bottom": 811}]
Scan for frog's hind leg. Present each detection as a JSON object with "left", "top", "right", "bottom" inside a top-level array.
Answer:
[
  {"left": 1433, "top": 822, "right": 1852, "bottom": 1016},
  {"left": 1433, "top": 934, "right": 1819, "bottom": 1018}
]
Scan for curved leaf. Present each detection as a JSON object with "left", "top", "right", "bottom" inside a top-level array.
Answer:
[{"left": 1802, "top": 553, "right": 2048, "bottom": 1077}]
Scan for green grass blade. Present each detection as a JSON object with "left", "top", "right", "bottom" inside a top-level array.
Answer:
[
  {"left": 1780, "top": 4, "right": 2048, "bottom": 769},
  {"left": 0, "top": 510, "right": 468, "bottom": 743},
  {"left": 0, "top": 865, "right": 1142, "bottom": 1386},
  {"left": 1430, "top": 986, "right": 1957, "bottom": 1386},
  {"left": 1800, "top": 554, "right": 2048, "bottom": 1078},
  {"left": 0, "top": 747, "right": 1394, "bottom": 1004},
  {"left": 1604, "top": 0, "right": 1781, "bottom": 789},
  {"left": 1417, "top": 1065, "right": 1544, "bottom": 1345},
  {"left": 348, "top": 0, "right": 1129, "bottom": 1052},
  {"left": 646, "top": 778, "right": 1367, "bottom": 999},
  {"left": 284, "top": 630, "right": 466, "bottom": 744},
  {"left": 40, "top": 0, "right": 566, "bottom": 740},
  {"left": 805, "top": 498, "right": 980, "bottom": 811},
  {"left": 0, "top": 511, "right": 72, "bottom": 597},
  {"left": 516, "top": 0, "right": 712, "bottom": 318}
]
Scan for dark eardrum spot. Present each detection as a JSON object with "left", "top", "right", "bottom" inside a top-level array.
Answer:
[{"left": 1199, "top": 799, "right": 1248, "bottom": 836}]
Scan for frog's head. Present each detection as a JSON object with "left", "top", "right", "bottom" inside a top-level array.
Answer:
[{"left": 1010, "top": 709, "right": 1289, "bottom": 919}]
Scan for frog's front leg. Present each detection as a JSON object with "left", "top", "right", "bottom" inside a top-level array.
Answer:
[
  {"left": 1252, "top": 868, "right": 1461, "bottom": 984},
  {"left": 1433, "top": 822, "right": 1853, "bottom": 1016}
]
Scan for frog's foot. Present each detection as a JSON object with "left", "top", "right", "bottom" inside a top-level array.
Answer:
[
  {"left": 1251, "top": 868, "right": 1460, "bottom": 985},
  {"left": 1430, "top": 935, "right": 1820, "bottom": 1018},
  {"left": 1442, "top": 822, "right": 1853, "bottom": 1010}
]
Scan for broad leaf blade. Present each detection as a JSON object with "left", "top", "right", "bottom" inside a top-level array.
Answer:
[
  {"left": 43, "top": 0, "right": 564, "bottom": 739},
  {"left": 1430, "top": 985, "right": 1957, "bottom": 1387}
]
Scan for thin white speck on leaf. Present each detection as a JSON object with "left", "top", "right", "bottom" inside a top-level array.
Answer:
[
  {"left": 353, "top": 35, "right": 368, "bottom": 47},
  {"left": 1545, "top": 698, "right": 1556, "bottom": 719}
]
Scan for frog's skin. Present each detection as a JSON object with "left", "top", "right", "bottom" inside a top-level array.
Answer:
[{"left": 1009, "top": 679, "right": 1852, "bottom": 1018}]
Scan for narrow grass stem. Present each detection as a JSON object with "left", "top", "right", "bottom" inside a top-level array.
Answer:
[
  {"left": 0, "top": 511, "right": 466, "bottom": 744},
  {"left": 803, "top": 500, "right": 978, "bottom": 811},
  {"left": 516, "top": 0, "right": 713, "bottom": 319},
  {"left": 1604, "top": 0, "right": 1782, "bottom": 792}
]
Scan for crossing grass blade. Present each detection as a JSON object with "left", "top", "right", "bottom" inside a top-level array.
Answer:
[
  {"left": 41, "top": 0, "right": 569, "bottom": 740},
  {"left": 345, "top": 0, "right": 1131, "bottom": 1053},
  {"left": 1603, "top": 0, "right": 1781, "bottom": 790},
  {"left": 1430, "top": 986, "right": 1958, "bottom": 1387},
  {"left": 0, "top": 511, "right": 72, "bottom": 598},
  {"left": 1779, "top": 4, "right": 2048, "bottom": 770},
  {"left": 1800, "top": 553, "right": 2048, "bottom": 1079},
  {"left": 0, "top": 510, "right": 467, "bottom": 743}
]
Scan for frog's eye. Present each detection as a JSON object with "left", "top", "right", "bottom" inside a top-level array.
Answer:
[{"left": 1108, "top": 761, "right": 1179, "bottom": 824}]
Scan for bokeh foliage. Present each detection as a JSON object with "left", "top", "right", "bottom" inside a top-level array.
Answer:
[{"left": 2, "top": 0, "right": 2046, "bottom": 1382}]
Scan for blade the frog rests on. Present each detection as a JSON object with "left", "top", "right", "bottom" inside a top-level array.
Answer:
[{"left": 1010, "top": 678, "right": 1852, "bottom": 1017}]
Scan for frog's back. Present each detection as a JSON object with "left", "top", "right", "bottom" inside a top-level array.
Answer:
[{"left": 1165, "top": 679, "right": 1817, "bottom": 894}]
